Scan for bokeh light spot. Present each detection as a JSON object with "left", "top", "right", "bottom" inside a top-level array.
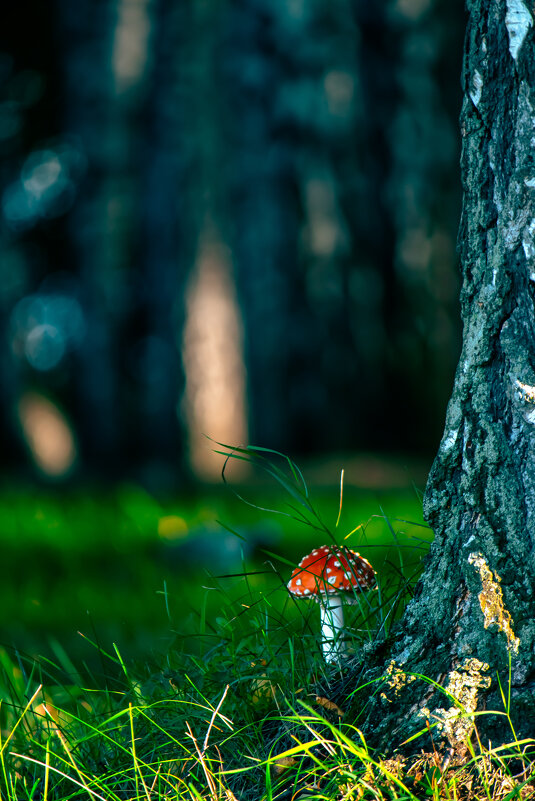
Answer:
[
  {"left": 10, "top": 291, "right": 86, "bottom": 370},
  {"left": 18, "top": 392, "right": 77, "bottom": 477},
  {"left": 2, "top": 142, "right": 85, "bottom": 230},
  {"left": 24, "top": 323, "right": 65, "bottom": 371},
  {"left": 157, "top": 515, "right": 188, "bottom": 540}
]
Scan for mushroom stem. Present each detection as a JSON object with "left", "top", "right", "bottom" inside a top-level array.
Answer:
[{"left": 320, "top": 594, "right": 345, "bottom": 662}]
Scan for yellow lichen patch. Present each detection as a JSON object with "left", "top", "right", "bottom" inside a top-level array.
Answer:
[
  {"left": 515, "top": 378, "right": 535, "bottom": 403},
  {"left": 387, "top": 660, "right": 417, "bottom": 693},
  {"left": 422, "top": 658, "right": 491, "bottom": 755},
  {"left": 468, "top": 552, "right": 520, "bottom": 653},
  {"left": 380, "top": 660, "right": 416, "bottom": 703},
  {"left": 157, "top": 515, "right": 188, "bottom": 539}
]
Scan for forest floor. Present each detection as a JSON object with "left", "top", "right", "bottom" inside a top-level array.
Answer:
[
  {"left": 9, "top": 451, "right": 523, "bottom": 800},
  {"left": 0, "top": 451, "right": 430, "bottom": 672}
]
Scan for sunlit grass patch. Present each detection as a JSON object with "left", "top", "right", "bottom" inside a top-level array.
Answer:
[{"left": 2, "top": 634, "right": 535, "bottom": 801}]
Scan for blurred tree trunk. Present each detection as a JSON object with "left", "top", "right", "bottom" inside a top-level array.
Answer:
[
  {"left": 357, "top": 0, "right": 535, "bottom": 753},
  {"left": 383, "top": 0, "right": 463, "bottom": 451},
  {"left": 344, "top": 0, "right": 399, "bottom": 449},
  {"left": 56, "top": 0, "right": 126, "bottom": 473},
  {"left": 220, "top": 0, "right": 394, "bottom": 455},
  {"left": 221, "top": 0, "right": 463, "bottom": 458},
  {"left": 133, "top": 0, "right": 194, "bottom": 485},
  {"left": 57, "top": 0, "right": 190, "bottom": 483},
  {"left": 220, "top": 0, "right": 304, "bottom": 453},
  {"left": 0, "top": 0, "right": 60, "bottom": 472}
]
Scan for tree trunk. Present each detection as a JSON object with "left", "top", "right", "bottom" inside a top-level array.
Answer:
[
  {"left": 133, "top": 0, "right": 193, "bottom": 485},
  {"left": 383, "top": 0, "right": 463, "bottom": 452},
  {"left": 355, "top": 0, "right": 535, "bottom": 755},
  {"left": 56, "top": 0, "right": 125, "bottom": 473}
]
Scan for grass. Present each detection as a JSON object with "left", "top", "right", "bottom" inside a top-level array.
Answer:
[
  {"left": 2, "top": 606, "right": 535, "bottom": 800},
  {"left": 2, "top": 447, "right": 533, "bottom": 799},
  {"left": 0, "top": 454, "right": 429, "bottom": 671}
]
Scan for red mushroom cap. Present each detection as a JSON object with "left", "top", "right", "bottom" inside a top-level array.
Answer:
[{"left": 287, "top": 544, "right": 375, "bottom": 598}]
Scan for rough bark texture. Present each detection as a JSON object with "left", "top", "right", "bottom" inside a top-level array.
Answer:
[{"left": 354, "top": 0, "right": 535, "bottom": 753}]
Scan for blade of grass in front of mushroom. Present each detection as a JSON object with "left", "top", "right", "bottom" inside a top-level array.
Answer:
[
  {"left": 261, "top": 547, "right": 343, "bottom": 640},
  {"left": 376, "top": 568, "right": 415, "bottom": 634},
  {"left": 335, "top": 468, "right": 344, "bottom": 530},
  {"left": 340, "top": 493, "right": 376, "bottom": 605},
  {"left": 215, "top": 444, "right": 309, "bottom": 520},
  {"left": 214, "top": 442, "right": 335, "bottom": 539},
  {"left": 225, "top": 445, "right": 315, "bottom": 517},
  {"left": 209, "top": 526, "right": 316, "bottom": 633},
  {"left": 350, "top": 509, "right": 423, "bottom": 607},
  {"left": 345, "top": 511, "right": 429, "bottom": 625},
  {"left": 379, "top": 504, "right": 404, "bottom": 573},
  {"left": 343, "top": 516, "right": 397, "bottom": 637},
  {"left": 246, "top": 444, "right": 309, "bottom": 494},
  {"left": 182, "top": 519, "right": 305, "bottom": 640},
  {"left": 340, "top": 557, "right": 379, "bottom": 645},
  {"left": 215, "top": 441, "right": 309, "bottom": 503},
  {"left": 338, "top": 530, "right": 376, "bottom": 615}
]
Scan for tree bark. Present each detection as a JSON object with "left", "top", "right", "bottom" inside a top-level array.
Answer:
[{"left": 354, "top": 0, "right": 535, "bottom": 755}]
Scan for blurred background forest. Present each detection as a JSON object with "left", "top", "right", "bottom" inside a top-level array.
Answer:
[
  {"left": 1, "top": 0, "right": 464, "bottom": 486},
  {"left": 0, "top": 0, "right": 465, "bottom": 670}
]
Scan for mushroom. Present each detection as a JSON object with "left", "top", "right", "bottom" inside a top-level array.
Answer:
[{"left": 287, "top": 544, "right": 376, "bottom": 662}]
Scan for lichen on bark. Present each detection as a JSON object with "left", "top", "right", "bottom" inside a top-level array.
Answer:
[
  {"left": 468, "top": 552, "right": 520, "bottom": 653},
  {"left": 420, "top": 658, "right": 491, "bottom": 758}
]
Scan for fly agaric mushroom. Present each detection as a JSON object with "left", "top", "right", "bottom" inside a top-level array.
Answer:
[{"left": 287, "top": 545, "right": 376, "bottom": 662}]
